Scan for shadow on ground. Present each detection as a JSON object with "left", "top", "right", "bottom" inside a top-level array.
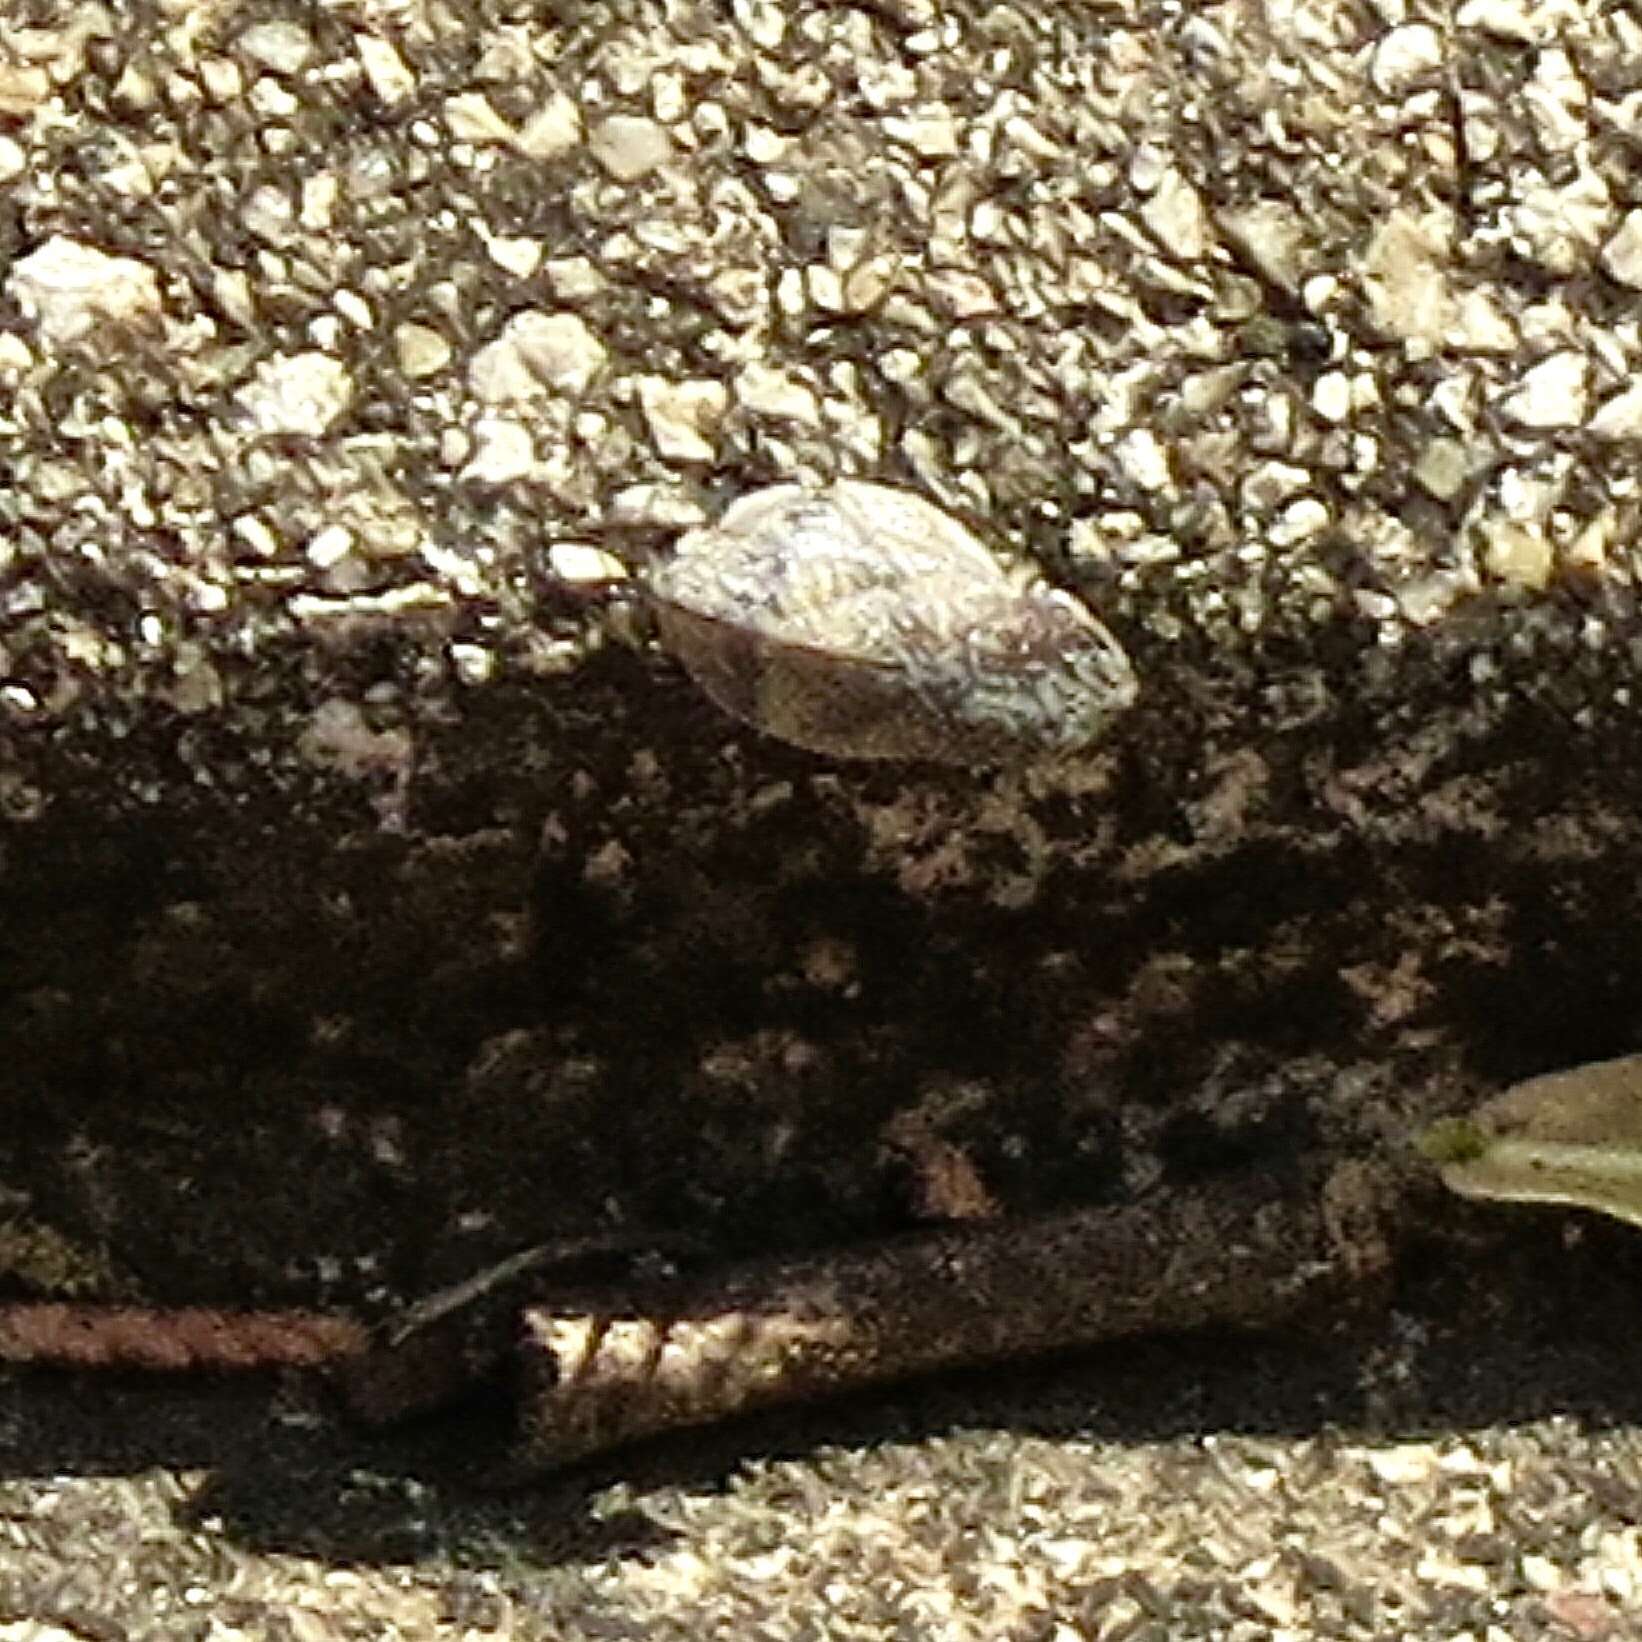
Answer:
[{"left": 2, "top": 1200, "right": 1642, "bottom": 1576}]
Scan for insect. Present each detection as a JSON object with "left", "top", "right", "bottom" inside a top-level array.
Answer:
[{"left": 644, "top": 480, "right": 1138, "bottom": 764}]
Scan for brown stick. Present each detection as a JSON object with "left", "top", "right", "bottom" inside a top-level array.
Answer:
[
  {"left": 513, "top": 1164, "right": 1398, "bottom": 1469},
  {"left": 0, "top": 1304, "right": 369, "bottom": 1370}
]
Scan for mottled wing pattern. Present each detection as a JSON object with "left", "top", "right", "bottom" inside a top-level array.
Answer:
[{"left": 646, "top": 480, "right": 1137, "bottom": 764}]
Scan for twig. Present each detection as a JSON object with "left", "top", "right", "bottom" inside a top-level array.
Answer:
[
  {"left": 334, "top": 1231, "right": 704, "bottom": 1424},
  {"left": 0, "top": 1304, "right": 368, "bottom": 1371},
  {"left": 511, "top": 1164, "right": 1399, "bottom": 1470}
]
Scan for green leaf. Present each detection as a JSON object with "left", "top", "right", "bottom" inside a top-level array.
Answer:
[{"left": 1421, "top": 1052, "right": 1642, "bottom": 1232}]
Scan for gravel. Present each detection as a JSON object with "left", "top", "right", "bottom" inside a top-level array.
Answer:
[{"left": 6, "top": 0, "right": 1642, "bottom": 1634}]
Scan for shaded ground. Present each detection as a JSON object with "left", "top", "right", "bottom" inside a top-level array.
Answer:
[{"left": 5, "top": 1208, "right": 1642, "bottom": 1639}]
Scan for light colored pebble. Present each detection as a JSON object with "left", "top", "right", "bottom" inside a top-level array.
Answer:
[
  {"left": 449, "top": 643, "right": 495, "bottom": 686},
  {"left": 394, "top": 322, "right": 451, "bottom": 379},
  {"left": 882, "top": 108, "right": 960, "bottom": 158},
  {"left": 306, "top": 525, "right": 354, "bottom": 570},
  {"left": 1311, "top": 372, "right": 1352, "bottom": 424},
  {"left": 232, "top": 514, "right": 282, "bottom": 557},
  {"left": 1270, "top": 496, "right": 1330, "bottom": 546},
  {"left": 242, "top": 184, "right": 295, "bottom": 245},
  {"left": 1362, "top": 210, "right": 1452, "bottom": 348},
  {"left": 7, "top": 236, "right": 162, "bottom": 345},
  {"left": 237, "top": 20, "right": 313, "bottom": 75},
  {"left": 468, "top": 310, "right": 607, "bottom": 402},
  {"left": 1600, "top": 210, "right": 1642, "bottom": 289},
  {"left": 1498, "top": 350, "right": 1588, "bottom": 430},
  {"left": 589, "top": 114, "right": 673, "bottom": 181},
  {"left": 517, "top": 92, "right": 583, "bottom": 160},
  {"left": 444, "top": 92, "right": 517, "bottom": 147},
  {"left": 637, "top": 376, "right": 728, "bottom": 463},
  {"left": 235, "top": 351, "right": 354, "bottom": 435},
  {"left": 1370, "top": 24, "right": 1443, "bottom": 94},
  {"left": 198, "top": 56, "right": 244, "bottom": 103},
  {"left": 1446, "top": 289, "right": 1517, "bottom": 353},
  {"left": 1113, "top": 429, "right": 1172, "bottom": 492},
  {"left": 1140, "top": 169, "right": 1210, "bottom": 260},
  {"left": 735, "top": 363, "right": 821, "bottom": 425},
  {"left": 1456, "top": 0, "right": 1548, "bottom": 40},
  {"left": 0, "top": 64, "right": 52, "bottom": 116},
  {"left": 543, "top": 257, "right": 603, "bottom": 303},
  {"left": 609, "top": 485, "right": 708, "bottom": 530},
  {"left": 1481, "top": 520, "right": 1554, "bottom": 590},
  {"left": 481, "top": 234, "right": 542, "bottom": 280},
  {"left": 1590, "top": 381, "right": 1642, "bottom": 441},
  {"left": 356, "top": 34, "right": 415, "bottom": 105},
  {"left": 460, "top": 416, "right": 535, "bottom": 484},
  {"left": 549, "top": 543, "right": 629, "bottom": 585}
]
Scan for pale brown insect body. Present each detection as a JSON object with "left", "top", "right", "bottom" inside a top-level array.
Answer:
[{"left": 646, "top": 480, "right": 1138, "bottom": 765}]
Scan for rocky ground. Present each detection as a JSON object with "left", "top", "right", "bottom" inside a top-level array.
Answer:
[{"left": 5, "top": 0, "right": 1642, "bottom": 1633}]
